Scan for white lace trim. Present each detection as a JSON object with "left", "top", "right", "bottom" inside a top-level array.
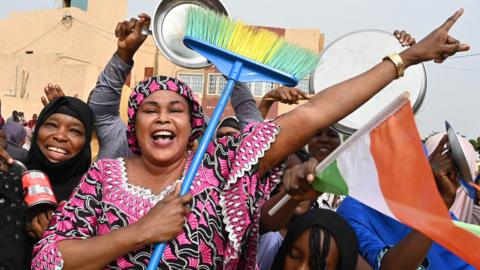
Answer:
[
  {"left": 117, "top": 158, "right": 184, "bottom": 205},
  {"left": 218, "top": 122, "right": 281, "bottom": 263}
]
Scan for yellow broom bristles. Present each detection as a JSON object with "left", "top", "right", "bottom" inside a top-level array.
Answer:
[
  {"left": 227, "top": 24, "right": 282, "bottom": 63},
  {"left": 186, "top": 7, "right": 320, "bottom": 79}
]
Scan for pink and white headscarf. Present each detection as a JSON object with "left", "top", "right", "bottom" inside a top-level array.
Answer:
[{"left": 127, "top": 76, "right": 204, "bottom": 155}]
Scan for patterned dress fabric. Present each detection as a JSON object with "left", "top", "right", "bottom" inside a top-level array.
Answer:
[{"left": 32, "top": 121, "right": 284, "bottom": 270}]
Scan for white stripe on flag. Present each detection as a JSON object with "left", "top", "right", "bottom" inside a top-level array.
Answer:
[{"left": 337, "top": 133, "right": 397, "bottom": 220}]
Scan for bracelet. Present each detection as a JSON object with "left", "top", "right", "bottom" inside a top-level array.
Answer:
[{"left": 383, "top": 52, "right": 404, "bottom": 79}]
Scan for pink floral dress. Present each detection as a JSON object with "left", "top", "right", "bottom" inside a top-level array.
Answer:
[{"left": 32, "top": 122, "right": 284, "bottom": 270}]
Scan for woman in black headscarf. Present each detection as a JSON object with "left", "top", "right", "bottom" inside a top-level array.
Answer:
[
  {"left": 215, "top": 116, "right": 241, "bottom": 138},
  {"left": 271, "top": 208, "right": 359, "bottom": 270},
  {"left": 25, "top": 96, "right": 94, "bottom": 258},
  {"left": 25, "top": 96, "right": 94, "bottom": 203},
  {"left": 0, "top": 96, "right": 94, "bottom": 269}
]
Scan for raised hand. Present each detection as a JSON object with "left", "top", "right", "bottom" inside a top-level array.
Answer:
[
  {"left": 41, "top": 84, "right": 66, "bottom": 106},
  {"left": 115, "top": 13, "right": 151, "bottom": 63},
  {"left": 41, "top": 84, "right": 79, "bottom": 107},
  {"left": 259, "top": 86, "right": 310, "bottom": 117},
  {"left": 400, "top": 9, "right": 470, "bottom": 67},
  {"left": 429, "top": 135, "right": 458, "bottom": 208},
  {"left": 263, "top": 86, "right": 309, "bottom": 105},
  {"left": 394, "top": 30, "right": 416, "bottom": 47}
]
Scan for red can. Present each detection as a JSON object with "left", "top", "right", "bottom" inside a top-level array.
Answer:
[{"left": 22, "top": 170, "right": 57, "bottom": 208}]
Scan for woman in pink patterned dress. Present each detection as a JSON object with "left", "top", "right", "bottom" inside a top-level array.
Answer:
[{"left": 31, "top": 10, "right": 468, "bottom": 270}]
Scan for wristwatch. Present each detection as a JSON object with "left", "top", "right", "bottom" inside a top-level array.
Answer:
[{"left": 383, "top": 52, "right": 404, "bottom": 79}]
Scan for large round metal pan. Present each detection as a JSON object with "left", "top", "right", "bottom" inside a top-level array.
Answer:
[
  {"left": 310, "top": 29, "right": 427, "bottom": 134},
  {"left": 149, "top": 0, "right": 229, "bottom": 69}
]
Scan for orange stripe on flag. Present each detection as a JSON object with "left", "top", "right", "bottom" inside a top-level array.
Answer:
[{"left": 370, "top": 102, "right": 480, "bottom": 267}]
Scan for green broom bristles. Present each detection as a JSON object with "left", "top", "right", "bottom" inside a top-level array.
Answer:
[{"left": 185, "top": 7, "right": 321, "bottom": 80}]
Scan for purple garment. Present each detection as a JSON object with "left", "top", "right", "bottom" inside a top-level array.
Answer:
[
  {"left": 4, "top": 121, "right": 28, "bottom": 161},
  {"left": 4, "top": 121, "right": 26, "bottom": 146},
  {"left": 256, "top": 231, "right": 284, "bottom": 270}
]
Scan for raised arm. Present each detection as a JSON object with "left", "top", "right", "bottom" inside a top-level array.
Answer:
[
  {"left": 88, "top": 53, "right": 132, "bottom": 159},
  {"left": 258, "top": 87, "right": 308, "bottom": 118},
  {"left": 230, "top": 81, "right": 263, "bottom": 129},
  {"left": 258, "top": 9, "right": 469, "bottom": 177},
  {"left": 88, "top": 14, "right": 150, "bottom": 159}
]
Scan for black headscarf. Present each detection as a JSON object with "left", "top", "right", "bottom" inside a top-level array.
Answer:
[
  {"left": 217, "top": 116, "right": 241, "bottom": 131},
  {"left": 25, "top": 97, "right": 94, "bottom": 202},
  {"left": 271, "top": 208, "right": 358, "bottom": 270}
]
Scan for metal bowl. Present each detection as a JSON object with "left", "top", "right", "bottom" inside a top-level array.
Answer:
[
  {"left": 150, "top": 0, "right": 229, "bottom": 69},
  {"left": 310, "top": 29, "right": 427, "bottom": 135}
]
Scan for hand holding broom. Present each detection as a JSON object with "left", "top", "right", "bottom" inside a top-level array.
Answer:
[
  {"left": 148, "top": 7, "right": 470, "bottom": 269},
  {"left": 147, "top": 6, "right": 321, "bottom": 270}
]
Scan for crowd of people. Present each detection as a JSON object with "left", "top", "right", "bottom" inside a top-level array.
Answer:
[
  {"left": 0, "top": 105, "right": 37, "bottom": 162},
  {"left": 0, "top": 8, "right": 478, "bottom": 270}
]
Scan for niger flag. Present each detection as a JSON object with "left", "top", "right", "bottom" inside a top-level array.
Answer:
[{"left": 314, "top": 93, "right": 480, "bottom": 267}]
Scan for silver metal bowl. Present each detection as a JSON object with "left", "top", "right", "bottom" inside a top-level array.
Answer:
[
  {"left": 310, "top": 29, "right": 427, "bottom": 135},
  {"left": 149, "top": 0, "right": 229, "bottom": 69}
]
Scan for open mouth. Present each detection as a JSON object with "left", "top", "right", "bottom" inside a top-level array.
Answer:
[
  {"left": 316, "top": 146, "right": 332, "bottom": 154},
  {"left": 46, "top": 145, "right": 69, "bottom": 155},
  {"left": 43, "top": 145, "right": 70, "bottom": 162},
  {"left": 152, "top": 130, "right": 176, "bottom": 144}
]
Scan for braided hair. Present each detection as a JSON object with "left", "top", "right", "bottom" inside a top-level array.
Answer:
[
  {"left": 309, "top": 225, "right": 332, "bottom": 269},
  {"left": 271, "top": 208, "right": 358, "bottom": 270}
]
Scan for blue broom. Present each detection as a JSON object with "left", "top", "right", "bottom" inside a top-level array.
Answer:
[{"left": 147, "top": 7, "right": 320, "bottom": 269}]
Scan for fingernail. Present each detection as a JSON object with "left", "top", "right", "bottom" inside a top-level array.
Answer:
[{"left": 400, "top": 39, "right": 403, "bottom": 42}]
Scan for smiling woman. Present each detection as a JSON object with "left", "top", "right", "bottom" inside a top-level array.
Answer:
[
  {"left": 22, "top": 96, "right": 94, "bottom": 267},
  {"left": 26, "top": 96, "right": 94, "bottom": 202},
  {"left": 37, "top": 113, "right": 86, "bottom": 163},
  {"left": 31, "top": 9, "right": 471, "bottom": 270}
]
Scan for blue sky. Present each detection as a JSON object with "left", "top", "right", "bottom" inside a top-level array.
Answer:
[{"left": 2, "top": 0, "right": 480, "bottom": 138}]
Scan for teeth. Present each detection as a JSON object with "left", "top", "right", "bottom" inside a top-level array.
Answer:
[
  {"left": 153, "top": 131, "right": 174, "bottom": 137},
  {"left": 47, "top": 146, "right": 67, "bottom": 154}
]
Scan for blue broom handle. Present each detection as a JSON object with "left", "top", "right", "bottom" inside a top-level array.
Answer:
[{"left": 147, "top": 61, "right": 243, "bottom": 270}]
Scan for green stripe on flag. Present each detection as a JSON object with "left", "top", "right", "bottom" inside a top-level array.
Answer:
[
  {"left": 313, "top": 160, "right": 349, "bottom": 195},
  {"left": 453, "top": 221, "right": 480, "bottom": 237}
]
